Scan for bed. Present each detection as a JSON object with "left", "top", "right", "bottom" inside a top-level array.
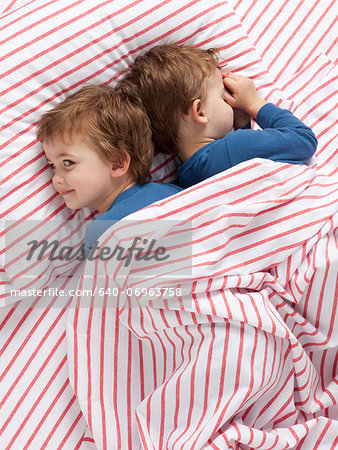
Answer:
[{"left": 1, "top": 0, "right": 337, "bottom": 448}]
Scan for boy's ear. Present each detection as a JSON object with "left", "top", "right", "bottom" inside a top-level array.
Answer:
[
  {"left": 190, "top": 99, "right": 208, "bottom": 124},
  {"left": 110, "top": 151, "right": 131, "bottom": 177}
]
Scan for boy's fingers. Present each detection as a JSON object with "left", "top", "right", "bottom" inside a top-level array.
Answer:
[
  {"left": 222, "top": 89, "right": 236, "bottom": 106},
  {"left": 223, "top": 76, "right": 237, "bottom": 91},
  {"left": 223, "top": 72, "right": 240, "bottom": 80}
]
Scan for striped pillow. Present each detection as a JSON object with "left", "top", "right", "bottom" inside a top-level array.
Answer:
[{"left": 1, "top": 0, "right": 281, "bottom": 224}]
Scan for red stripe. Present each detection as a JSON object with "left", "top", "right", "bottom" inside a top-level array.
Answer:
[
  {"left": 0, "top": 288, "right": 73, "bottom": 384},
  {"left": 126, "top": 309, "right": 133, "bottom": 449},
  {"left": 40, "top": 396, "right": 80, "bottom": 448},
  {"left": 215, "top": 322, "right": 246, "bottom": 421},
  {"left": 326, "top": 38, "right": 337, "bottom": 57},
  {"left": 57, "top": 412, "right": 84, "bottom": 449},
  {"left": 112, "top": 306, "right": 122, "bottom": 448},
  {"left": 272, "top": 0, "right": 329, "bottom": 81},
  {"left": 150, "top": 155, "right": 176, "bottom": 174},
  {"left": 0, "top": 0, "right": 174, "bottom": 96},
  {"left": 8, "top": 359, "right": 68, "bottom": 447},
  {"left": 25, "top": 381, "right": 75, "bottom": 447},
  {"left": 0, "top": 0, "right": 85, "bottom": 48},
  {"left": 154, "top": 169, "right": 177, "bottom": 183},
  {"left": 0, "top": 0, "right": 119, "bottom": 64},
  {"left": 0, "top": 181, "right": 54, "bottom": 218},
  {"left": 86, "top": 306, "right": 94, "bottom": 433},
  {"left": 253, "top": 0, "right": 293, "bottom": 52},
  {"left": 193, "top": 211, "right": 334, "bottom": 269},
  {"left": 204, "top": 320, "right": 231, "bottom": 437},
  {"left": 2, "top": 164, "right": 49, "bottom": 201},
  {"left": 313, "top": 419, "right": 332, "bottom": 450},
  {"left": 167, "top": 328, "right": 187, "bottom": 446},
  {"left": 99, "top": 285, "right": 108, "bottom": 450},
  {"left": 0, "top": 124, "right": 37, "bottom": 152},
  {"left": 273, "top": 392, "right": 298, "bottom": 427},
  {"left": 0, "top": 0, "right": 54, "bottom": 30},
  {"left": 159, "top": 329, "right": 177, "bottom": 448},
  {"left": 0, "top": 302, "right": 40, "bottom": 356},
  {"left": 233, "top": 0, "right": 243, "bottom": 12},
  {"left": 0, "top": 137, "right": 37, "bottom": 166},
  {"left": 247, "top": 0, "right": 274, "bottom": 35},
  {"left": 299, "top": 89, "right": 337, "bottom": 123},
  {"left": 170, "top": 325, "right": 200, "bottom": 447},
  {"left": 303, "top": 234, "right": 338, "bottom": 348},
  {"left": 331, "top": 435, "right": 338, "bottom": 450},
  {"left": 0, "top": 0, "right": 146, "bottom": 118},
  {"left": 1, "top": 0, "right": 19, "bottom": 14},
  {"left": 309, "top": 104, "right": 337, "bottom": 130},
  {"left": 192, "top": 323, "right": 216, "bottom": 447},
  {"left": 294, "top": 4, "right": 337, "bottom": 71},
  {"left": 128, "top": 216, "right": 334, "bottom": 293},
  {"left": 175, "top": 11, "right": 238, "bottom": 44},
  {"left": 251, "top": 341, "right": 291, "bottom": 427},
  {"left": 281, "top": 55, "right": 330, "bottom": 94},
  {"left": 1, "top": 330, "right": 67, "bottom": 434},
  {"left": 1, "top": 0, "right": 208, "bottom": 136},
  {"left": 197, "top": 225, "right": 331, "bottom": 281},
  {"left": 1, "top": 190, "right": 62, "bottom": 221}
]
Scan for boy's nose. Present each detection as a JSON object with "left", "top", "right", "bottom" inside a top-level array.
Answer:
[{"left": 53, "top": 172, "right": 65, "bottom": 185}]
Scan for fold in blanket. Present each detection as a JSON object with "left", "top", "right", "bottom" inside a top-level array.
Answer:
[{"left": 68, "top": 159, "right": 338, "bottom": 449}]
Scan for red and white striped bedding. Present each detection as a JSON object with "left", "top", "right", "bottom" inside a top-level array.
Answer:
[{"left": 1, "top": 0, "right": 337, "bottom": 448}]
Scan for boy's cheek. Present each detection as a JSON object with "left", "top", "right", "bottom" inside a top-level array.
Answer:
[{"left": 52, "top": 177, "right": 58, "bottom": 189}]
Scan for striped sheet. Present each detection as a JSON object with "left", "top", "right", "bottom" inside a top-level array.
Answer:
[
  {"left": 69, "top": 159, "right": 338, "bottom": 449},
  {"left": 232, "top": 0, "right": 337, "bottom": 85},
  {"left": 0, "top": 0, "right": 23, "bottom": 14},
  {"left": 1, "top": 0, "right": 337, "bottom": 448}
]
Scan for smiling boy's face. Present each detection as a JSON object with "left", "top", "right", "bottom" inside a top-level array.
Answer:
[{"left": 43, "top": 134, "right": 130, "bottom": 213}]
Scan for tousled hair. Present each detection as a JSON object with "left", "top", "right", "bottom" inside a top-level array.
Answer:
[
  {"left": 36, "top": 83, "right": 154, "bottom": 184},
  {"left": 117, "top": 44, "right": 219, "bottom": 155}
]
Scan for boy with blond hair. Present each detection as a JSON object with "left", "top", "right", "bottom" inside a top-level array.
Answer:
[
  {"left": 118, "top": 44, "right": 317, "bottom": 188},
  {"left": 36, "top": 84, "right": 182, "bottom": 253}
]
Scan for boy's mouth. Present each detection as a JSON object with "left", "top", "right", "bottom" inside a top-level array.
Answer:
[{"left": 59, "top": 189, "right": 74, "bottom": 196}]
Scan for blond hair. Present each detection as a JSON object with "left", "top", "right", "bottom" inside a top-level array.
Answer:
[
  {"left": 118, "top": 44, "right": 219, "bottom": 155},
  {"left": 36, "top": 83, "right": 154, "bottom": 184}
]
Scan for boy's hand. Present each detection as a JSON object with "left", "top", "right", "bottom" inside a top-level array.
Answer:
[
  {"left": 222, "top": 73, "right": 267, "bottom": 119},
  {"left": 233, "top": 108, "right": 250, "bottom": 129}
]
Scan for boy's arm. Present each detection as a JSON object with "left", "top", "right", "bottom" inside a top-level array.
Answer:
[
  {"left": 222, "top": 74, "right": 317, "bottom": 164},
  {"left": 177, "top": 75, "right": 317, "bottom": 188},
  {"left": 177, "top": 102, "right": 318, "bottom": 188},
  {"left": 226, "top": 104, "right": 317, "bottom": 166}
]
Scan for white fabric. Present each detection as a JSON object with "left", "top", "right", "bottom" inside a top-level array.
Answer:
[
  {"left": 1, "top": 0, "right": 337, "bottom": 448},
  {"left": 69, "top": 159, "right": 338, "bottom": 448}
]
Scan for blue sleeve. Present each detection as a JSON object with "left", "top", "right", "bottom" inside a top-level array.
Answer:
[
  {"left": 226, "top": 103, "right": 317, "bottom": 166},
  {"left": 177, "top": 103, "right": 317, "bottom": 188}
]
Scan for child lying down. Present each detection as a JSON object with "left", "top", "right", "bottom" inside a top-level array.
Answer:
[
  {"left": 118, "top": 44, "right": 317, "bottom": 188},
  {"left": 37, "top": 45, "right": 317, "bottom": 252},
  {"left": 36, "top": 84, "right": 182, "bottom": 254}
]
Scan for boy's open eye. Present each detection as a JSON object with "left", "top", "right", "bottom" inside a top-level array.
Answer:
[
  {"left": 63, "top": 160, "right": 74, "bottom": 167},
  {"left": 49, "top": 163, "right": 56, "bottom": 170}
]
